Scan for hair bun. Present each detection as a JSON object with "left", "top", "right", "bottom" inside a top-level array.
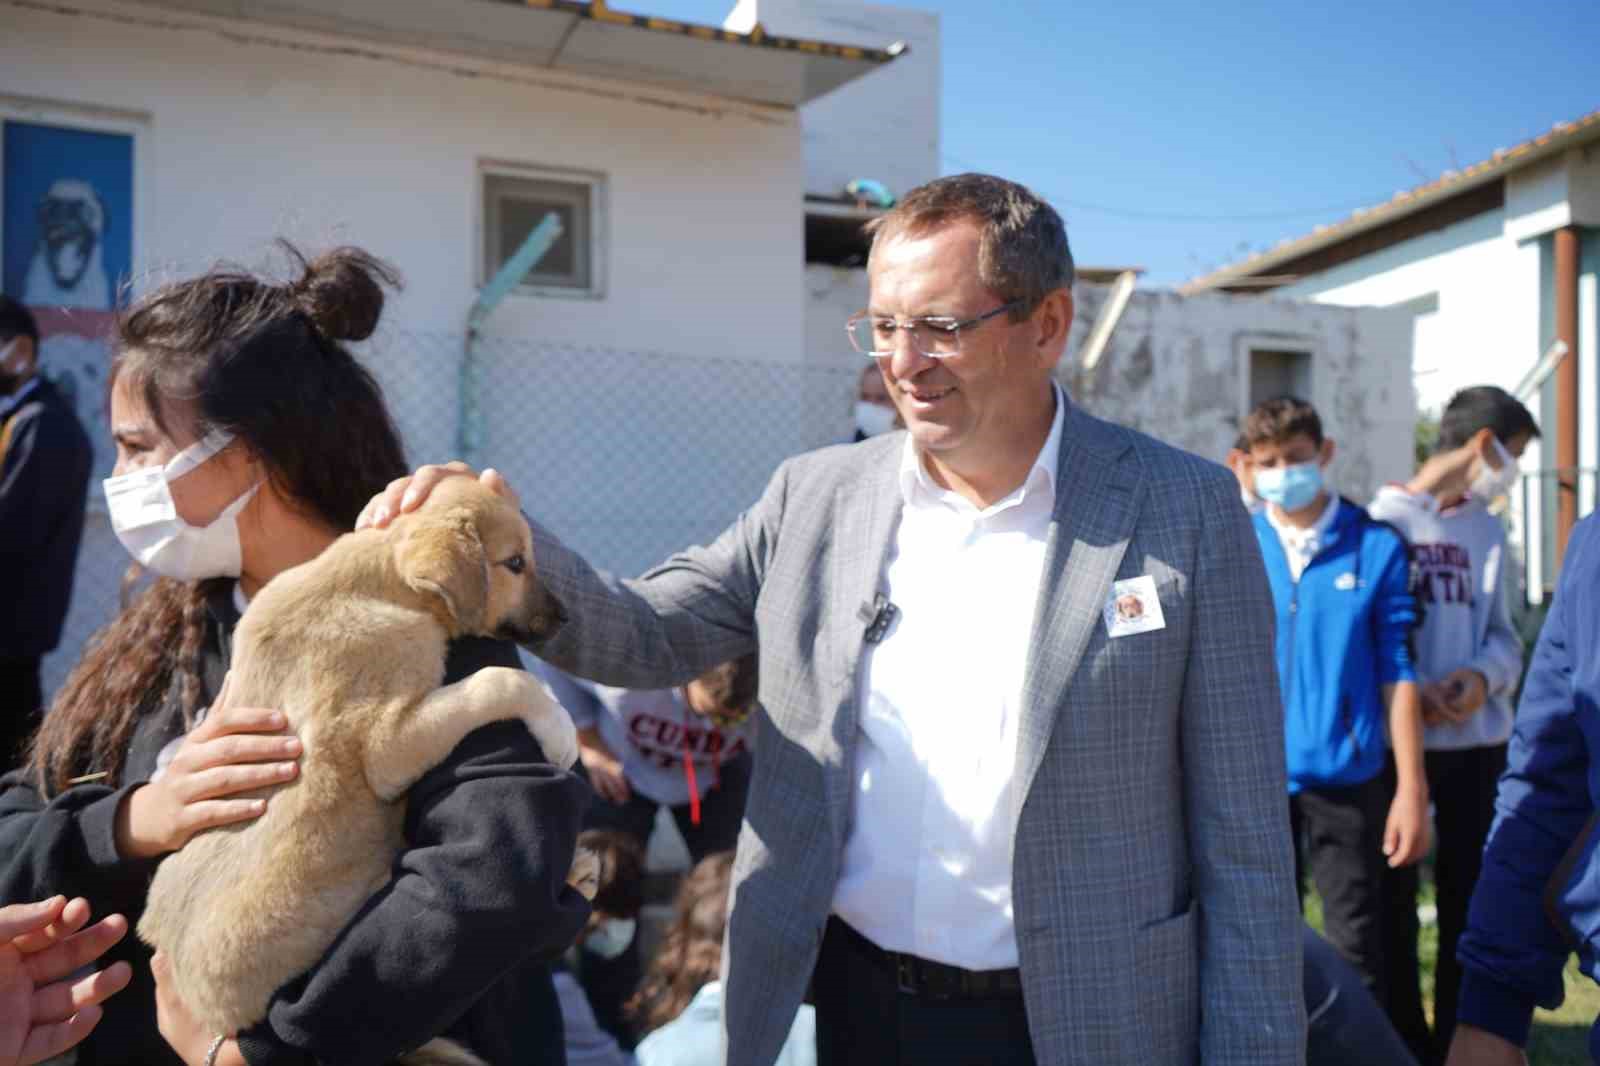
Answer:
[{"left": 283, "top": 243, "right": 402, "bottom": 343}]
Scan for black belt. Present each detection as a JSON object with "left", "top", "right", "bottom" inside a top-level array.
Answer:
[{"left": 832, "top": 917, "right": 1024, "bottom": 1000}]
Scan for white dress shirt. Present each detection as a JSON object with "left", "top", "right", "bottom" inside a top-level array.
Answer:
[
  {"left": 1265, "top": 492, "right": 1340, "bottom": 582},
  {"left": 831, "top": 385, "right": 1066, "bottom": 971}
]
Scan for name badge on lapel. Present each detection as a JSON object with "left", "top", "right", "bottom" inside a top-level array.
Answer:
[{"left": 1103, "top": 575, "right": 1166, "bottom": 638}]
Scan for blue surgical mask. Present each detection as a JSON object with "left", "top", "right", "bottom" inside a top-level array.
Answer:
[
  {"left": 584, "top": 917, "right": 636, "bottom": 960},
  {"left": 1254, "top": 461, "right": 1324, "bottom": 512}
]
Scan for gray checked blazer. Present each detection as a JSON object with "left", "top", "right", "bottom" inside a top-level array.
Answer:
[{"left": 531, "top": 400, "right": 1305, "bottom": 1065}]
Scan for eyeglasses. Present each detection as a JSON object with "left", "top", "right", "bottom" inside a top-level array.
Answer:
[{"left": 846, "top": 300, "right": 1023, "bottom": 360}]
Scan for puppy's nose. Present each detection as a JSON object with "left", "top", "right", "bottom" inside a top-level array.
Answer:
[{"left": 545, "top": 590, "right": 569, "bottom": 628}]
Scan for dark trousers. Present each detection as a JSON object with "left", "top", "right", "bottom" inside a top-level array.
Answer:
[
  {"left": 1381, "top": 745, "right": 1507, "bottom": 1066},
  {"left": 812, "top": 917, "right": 1036, "bottom": 1066},
  {"left": 1304, "top": 924, "right": 1419, "bottom": 1066},
  {"left": 0, "top": 656, "right": 42, "bottom": 772},
  {"left": 1291, "top": 772, "right": 1393, "bottom": 1007}
]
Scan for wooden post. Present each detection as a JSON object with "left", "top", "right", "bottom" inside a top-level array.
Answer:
[{"left": 1555, "top": 226, "right": 1580, "bottom": 566}]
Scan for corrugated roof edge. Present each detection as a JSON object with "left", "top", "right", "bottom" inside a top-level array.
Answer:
[
  {"left": 504, "top": 0, "right": 904, "bottom": 63},
  {"left": 1181, "top": 107, "right": 1600, "bottom": 294}
]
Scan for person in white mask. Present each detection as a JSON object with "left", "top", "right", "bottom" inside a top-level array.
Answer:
[
  {"left": 851, "top": 363, "right": 899, "bottom": 441},
  {"left": 0, "top": 244, "right": 589, "bottom": 1066},
  {"left": 1368, "top": 386, "right": 1539, "bottom": 1063},
  {"left": 553, "top": 829, "right": 646, "bottom": 1066}
]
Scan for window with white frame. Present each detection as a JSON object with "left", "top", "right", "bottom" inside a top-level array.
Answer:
[{"left": 480, "top": 165, "right": 604, "bottom": 297}]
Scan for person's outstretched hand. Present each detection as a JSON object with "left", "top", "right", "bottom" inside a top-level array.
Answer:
[
  {"left": 356, "top": 463, "right": 520, "bottom": 531},
  {"left": 0, "top": 896, "right": 132, "bottom": 1066}
]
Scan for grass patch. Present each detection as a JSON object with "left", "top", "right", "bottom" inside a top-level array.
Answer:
[{"left": 1305, "top": 869, "right": 1599, "bottom": 1064}]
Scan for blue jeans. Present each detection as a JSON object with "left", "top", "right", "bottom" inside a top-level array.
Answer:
[{"left": 1305, "top": 925, "right": 1419, "bottom": 1066}]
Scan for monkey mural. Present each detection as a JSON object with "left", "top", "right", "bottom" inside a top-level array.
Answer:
[{"left": 24, "top": 178, "right": 112, "bottom": 310}]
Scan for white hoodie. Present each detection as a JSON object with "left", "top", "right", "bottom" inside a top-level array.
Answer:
[{"left": 1368, "top": 486, "right": 1525, "bottom": 750}]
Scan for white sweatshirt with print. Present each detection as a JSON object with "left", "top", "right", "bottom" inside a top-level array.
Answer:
[{"left": 1368, "top": 486, "right": 1525, "bottom": 750}]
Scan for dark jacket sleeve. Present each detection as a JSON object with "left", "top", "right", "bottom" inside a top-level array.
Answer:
[
  {"left": 0, "top": 770, "right": 161, "bottom": 913},
  {"left": 1455, "top": 518, "right": 1599, "bottom": 1048},
  {"left": 236, "top": 638, "right": 591, "bottom": 1066}
]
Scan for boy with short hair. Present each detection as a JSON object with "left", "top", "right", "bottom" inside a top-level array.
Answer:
[
  {"left": 1246, "top": 395, "right": 1429, "bottom": 1008},
  {"left": 1369, "top": 386, "right": 1537, "bottom": 1063},
  {"left": 1227, "top": 431, "right": 1265, "bottom": 514}
]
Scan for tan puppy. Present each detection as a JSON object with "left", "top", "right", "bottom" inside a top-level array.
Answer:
[{"left": 139, "top": 478, "right": 588, "bottom": 1066}]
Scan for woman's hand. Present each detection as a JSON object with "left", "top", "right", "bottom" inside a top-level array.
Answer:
[
  {"left": 115, "top": 674, "right": 301, "bottom": 860},
  {"left": 151, "top": 953, "right": 245, "bottom": 1066},
  {"left": 0, "top": 896, "right": 132, "bottom": 1066},
  {"left": 356, "top": 464, "right": 519, "bottom": 531}
]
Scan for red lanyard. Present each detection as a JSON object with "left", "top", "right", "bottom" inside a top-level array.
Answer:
[{"left": 680, "top": 700, "right": 725, "bottom": 827}]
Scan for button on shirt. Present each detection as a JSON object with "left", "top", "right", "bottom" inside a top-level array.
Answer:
[
  {"left": 832, "top": 385, "right": 1065, "bottom": 971},
  {"left": 1265, "top": 492, "right": 1340, "bottom": 582}
]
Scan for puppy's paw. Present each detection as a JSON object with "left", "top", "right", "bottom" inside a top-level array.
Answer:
[
  {"left": 566, "top": 846, "right": 600, "bottom": 901},
  {"left": 519, "top": 695, "right": 579, "bottom": 771}
]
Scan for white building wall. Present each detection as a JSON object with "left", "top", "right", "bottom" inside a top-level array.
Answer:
[
  {"left": 726, "top": 0, "right": 940, "bottom": 203},
  {"left": 1276, "top": 207, "right": 1542, "bottom": 417},
  {"left": 4, "top": 0, "right": 846, "bottom": 697},
  {"left": 1, "top": 0, "right": 804, "bottom": 359},
  {"left": 1064, "top": 287, "right": 1414, "bottom": 504}
]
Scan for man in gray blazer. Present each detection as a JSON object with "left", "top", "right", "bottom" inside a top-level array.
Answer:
[{"left": 368, "top": 173, "right": 1304, "bottom": 1064}]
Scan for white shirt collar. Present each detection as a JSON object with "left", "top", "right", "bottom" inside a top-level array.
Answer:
[{"left": 896, "top": 383, "right": 1066, "bottom": 518}]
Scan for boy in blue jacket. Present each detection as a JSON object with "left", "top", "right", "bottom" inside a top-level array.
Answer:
[
  {"left": 1448, "top": 512, "right": 1600, "bottom": 1066},
  {"left": 1246, "top": 396, "right": 1430, "bottom": 1007}
]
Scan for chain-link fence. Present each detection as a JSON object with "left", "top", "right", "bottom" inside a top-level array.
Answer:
[
  {"left": 40, "top": 328, "right": 866, "bottom": 700},
  {"left": 1513, "top": 467, "right": 1598, "bottom": 607}
]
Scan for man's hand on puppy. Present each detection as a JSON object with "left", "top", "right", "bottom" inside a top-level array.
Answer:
[
  {"left": 357, "top": 463, "right": 520, "bottom": 531},
  {"left": 115, "top": 674, "right": 302, "bottom": 860}
]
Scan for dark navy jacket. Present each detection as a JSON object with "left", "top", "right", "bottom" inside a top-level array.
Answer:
[
  {"left": 0, "top": 374, "right": 92, "bottom": 658},
  {"left": 1457, "top": 513, "right": 1600, "bottom": 1055},
  {"left": 1253, "top": 498, "right": 1417, "bottom": 792}
]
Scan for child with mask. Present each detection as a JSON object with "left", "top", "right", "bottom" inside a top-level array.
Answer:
[
  {"left": 536, "top": 656, "right": 757, "bottom": 1049},
  {"left": 556, "top": 829, "right": 646, "bottom": 1066},
  {"left": 1368, "top": 386, "right": 1537, "bottom": 1064},
  {"left": 1245, "top": 395, "right": 1428, "bottom": 1011},
  {"left": 0, "top": 246, "right": 589, "bottom": 1066}
]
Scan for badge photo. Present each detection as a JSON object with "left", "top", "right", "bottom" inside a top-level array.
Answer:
[{"left": 1103, "top": 575, "right": 1166, "bottom": 638}]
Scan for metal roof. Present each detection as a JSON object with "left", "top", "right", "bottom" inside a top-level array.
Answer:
[
  {"left": 1181, "top": 108, "right": 1600, "bottom": 294},
  {"left": 136, "top": 0, "right": 902, "bottom": 108}
]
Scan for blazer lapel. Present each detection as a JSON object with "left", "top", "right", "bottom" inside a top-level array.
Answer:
[{"left": 1013, "top": 406, "right": 1143, "bottom": 818}]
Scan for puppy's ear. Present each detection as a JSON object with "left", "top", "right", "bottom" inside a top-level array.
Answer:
[{"left": 396, "top": 508, "right": 488, "bottom": 632}]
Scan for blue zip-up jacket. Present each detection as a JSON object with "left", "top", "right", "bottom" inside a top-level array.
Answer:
[
  {"left": 1456, "top": 513, "right": 1600, "bottom": 1055},
  {"left": 1253, "top": 498, "right": 1417, "bottom": 793}
]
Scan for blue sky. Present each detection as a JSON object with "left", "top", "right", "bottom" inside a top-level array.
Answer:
[{"left": 623, "top": 0, "right": 1598, "bottom": 286}]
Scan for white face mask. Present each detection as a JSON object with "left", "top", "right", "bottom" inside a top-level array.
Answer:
[
  {"left": 1468, "top": 436, "right": 1519, "bottom": 502},
  {"left": 102, "top": 429, "right": 260, "bottom": 581},
  {"left": 855, "top": 400, "right": 897, "bottom": 438},
  {"left": 584, "top": 916, "right": 637, "bottom": 960}
]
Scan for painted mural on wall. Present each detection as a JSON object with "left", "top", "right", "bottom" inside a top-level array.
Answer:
[{"left": 3, "top": 119, "right": 133, "bottom": 491}]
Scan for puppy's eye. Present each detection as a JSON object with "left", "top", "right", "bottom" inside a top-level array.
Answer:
[{"left": 502, "top": 554, "right": 526, "bottom": 575}]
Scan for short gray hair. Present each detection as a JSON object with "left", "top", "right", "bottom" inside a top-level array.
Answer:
[{"left": 864, "top": 173, "right": 1074, "bottom": 319}]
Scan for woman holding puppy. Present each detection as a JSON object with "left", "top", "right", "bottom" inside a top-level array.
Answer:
[{"left": 0, "top": 245, "right": 591, "bottom": 1065}]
